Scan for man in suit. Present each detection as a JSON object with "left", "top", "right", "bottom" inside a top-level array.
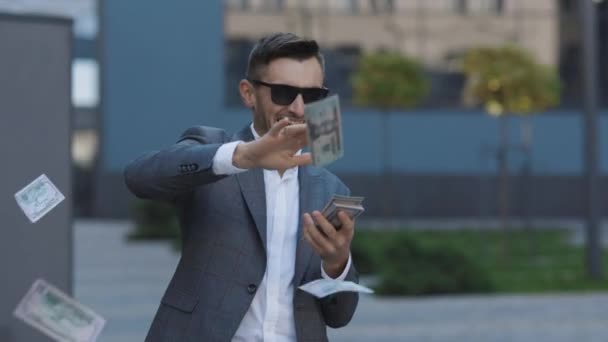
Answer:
[{"left": 124, "top": 32, "right": 359, "bottom": 342}]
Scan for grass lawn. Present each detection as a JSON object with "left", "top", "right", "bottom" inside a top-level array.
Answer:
[{"left": 354, "top": 228, "right": 608, "bottom": 293}]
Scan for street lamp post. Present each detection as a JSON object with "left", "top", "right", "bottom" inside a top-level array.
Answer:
[{"left": 580, "top": 0, "right": 602, "bottom": 279}]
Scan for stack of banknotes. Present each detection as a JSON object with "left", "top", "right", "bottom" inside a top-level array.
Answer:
[{"left": 320, "top": 195, "right": 365, "bottom": 229}]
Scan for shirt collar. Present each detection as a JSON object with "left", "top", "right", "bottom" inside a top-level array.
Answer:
[{"left": 250, "top": 123, "right": 261, "bottom": 140}]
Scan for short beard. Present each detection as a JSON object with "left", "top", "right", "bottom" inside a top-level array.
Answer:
[{"left": 252, "top": 109, "right": 269, "bottom": 136}]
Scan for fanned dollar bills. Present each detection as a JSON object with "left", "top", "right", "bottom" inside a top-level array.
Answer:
[
  {"left": 299, "top": 279, "right": 374, "bottom": 298},
  {"left": 14, "top": 174, "right": 65, "bottom": 223},
  {"left": 14, "top": 279, "right": 105, "bottom": 342},
  {"left": 305, "top": 94, "right": 344, "bottom": 167},
  {"left": 320, "top": 195, "right": 365, "bottom": 229}
]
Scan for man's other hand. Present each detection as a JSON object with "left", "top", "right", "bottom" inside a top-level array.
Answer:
[{"left": 302, "top": 210, "right": 354, "bottom": 278}]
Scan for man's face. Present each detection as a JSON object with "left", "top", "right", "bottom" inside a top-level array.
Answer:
[{"left": 249, "top": 57, "right": 324, "bottom": 135}]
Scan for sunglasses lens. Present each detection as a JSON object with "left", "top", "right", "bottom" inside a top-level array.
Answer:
[
  {"left": 265, "top": 82, "right": 330, "bottom": 105},
  {"left": 302, "top": 88, "right": 329, "bottom": 104},
  {"left": 271, "top": 85, "right": 299, "bottom": 106}
]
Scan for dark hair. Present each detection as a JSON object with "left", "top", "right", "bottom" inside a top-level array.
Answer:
[{"left": 246, "top": 32, "right": 325, "bottom": 80}]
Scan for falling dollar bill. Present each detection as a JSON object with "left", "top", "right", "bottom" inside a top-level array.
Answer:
[
  {"left": 14, "top": 279, "right": 105, "bottom": 342},
  {"left": 299, "top": 279, "right": 374, "bottom": 298},
  {"left": 305, "top": 94, "right": 344, "bottom": 167},
  {"left": 14, "top": 174, "right": 65, "bottom": 223},
  {"left": 320, "top": 195, "right": 365, "bottom": 229}
]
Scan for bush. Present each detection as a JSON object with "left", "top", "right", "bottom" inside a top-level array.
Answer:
[
  {"left": 462, "top": 46, "right": 561, "bottom": 116},
  {"left": 352, "top": 231, "right": 494, "bottom": 296},
  {"left": 351, "top": 230, "right": 391, "bottom": 275},
  {"left": 351, "top": 52, "right": 429, "bottom": 109},
  {"left": 128, "top": 200, "right": 180, "bottom": 241}
]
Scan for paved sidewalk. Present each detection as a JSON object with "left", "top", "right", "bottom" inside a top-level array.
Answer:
[
  {"left": 74, "top": 220, "right": 608, "bottom": 342},
  {"left": 329, "top": 293, "right": 608, "bottom": 342},
  {"left": 74, "top": 220, "right": 179, "bottom": 341}
]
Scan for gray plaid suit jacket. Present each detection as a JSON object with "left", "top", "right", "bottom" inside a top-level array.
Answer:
[{"left": 124, "top": 124, "right": 359, "bottom": 342}]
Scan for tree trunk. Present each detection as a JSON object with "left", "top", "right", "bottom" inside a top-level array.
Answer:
[
  {"left": 498, "top": 114, "right": 510, "bottom": 260},
  {"left": 520, "top": 117, "right": 537, "bottom": 257},
  {"left": 382, "top": 110, "right": 393, "bottom": 218}
]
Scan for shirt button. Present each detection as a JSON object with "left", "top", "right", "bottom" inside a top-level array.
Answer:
[{"left": 247, "top": 284, "right": 257, "bottom": 294}]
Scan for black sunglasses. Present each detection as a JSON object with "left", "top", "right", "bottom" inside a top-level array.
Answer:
[{"left": 248, "top": 79, "right": 329, "bottom": 105}]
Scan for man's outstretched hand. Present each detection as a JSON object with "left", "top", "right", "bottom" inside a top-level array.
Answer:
[{"left": 233, "top": 118, "right": 312, "bottom": 170}]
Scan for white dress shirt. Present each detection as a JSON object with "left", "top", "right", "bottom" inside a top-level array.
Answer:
[{"left": 212, "top": 125, "right": 352, "bottom": 342}]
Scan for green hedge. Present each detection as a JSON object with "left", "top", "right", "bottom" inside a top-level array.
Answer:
[
  {"left": 352, "top": 231, "right": 494, "bottom": 296},
  {"left": 127, "top": 201, "right": 494, "bottom": 296},
  {"left": 128, "top": 200, "right": 180, "bottom": 241}
]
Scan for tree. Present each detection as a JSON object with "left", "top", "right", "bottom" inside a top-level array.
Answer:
[
  {"left": 351, "top": 52, "right": 429, "bottom": 216},
  {"left": 461, "top": 46, "right": 561, "bottom": 257}
]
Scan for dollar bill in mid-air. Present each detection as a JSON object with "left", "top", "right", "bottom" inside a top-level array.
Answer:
[
  {"left": 299, "top": 278, "right": 374, "bottom": 298},
  {"left": 14, "top": 279, "right": 106, "bottom": 342},
  {"left": 304, "top": 94, "right": 344, "bottom": 167},
  {"left": 14, "top": 174, "right": 65, "bottom": 223}
]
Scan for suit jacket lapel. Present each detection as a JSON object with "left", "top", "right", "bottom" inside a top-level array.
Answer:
[
  {"left": 294, "top": 165, "right": 323, "bottom": 287},
  {"left": 234, "top": 125, "right": 268, "bottom": 251},
  {"left": 236, "top": 169, "right": 267, "bottom": 251},
  {"left": 232, "top": 124, "right": 323, "bottom": 283}
]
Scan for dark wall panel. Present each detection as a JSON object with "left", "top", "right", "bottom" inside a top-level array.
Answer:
[{"left": 0, "top": 14, "right": 73, "bottom": 342}]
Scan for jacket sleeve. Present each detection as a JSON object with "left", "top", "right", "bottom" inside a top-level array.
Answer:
[
  {"left": 319, "top": 265, "right": 359, "bottom": 328},
  {"left": 123, "top": 126, "right": 231, "bottom": 202},
  {"left": 319, "top": 179, "right": 360, "bottom": 328}
]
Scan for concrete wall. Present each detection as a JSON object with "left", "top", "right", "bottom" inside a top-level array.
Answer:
[{"left": 0, "top": 14, "right": 73, "bottom": 341}]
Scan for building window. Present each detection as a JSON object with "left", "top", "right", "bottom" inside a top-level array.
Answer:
[
  {"left": 560, "top": 0, "right": 574, "bottom": 12},
  {"left": 324, "top": 45, "right": 362, "bottom": 106},
  {"left": 225, "top": 0, "right": 250, "bottom": 11},
  {"left": 72, "top": 59, "right": 99, "bottom": 108},
  {"left": 225, "top": 39, "right": 256, "bottom": 107},
  {"left": 480, "top": 0, "right": 503, "bottom": 14},
  {"left": 332, "top": 0, "right": 360, "bottom": 14},
  {"left": 262, "top": 0, "right": 285, "bottom": 12},
  {"left": 72, "top": 129, "right": 98, "bottom": 169},
  {"left": 453, "top": 0, "right": 468, "bottom": 14},
  {"left": 370, "top": 0, "right": 394, "bottom": 14}
]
